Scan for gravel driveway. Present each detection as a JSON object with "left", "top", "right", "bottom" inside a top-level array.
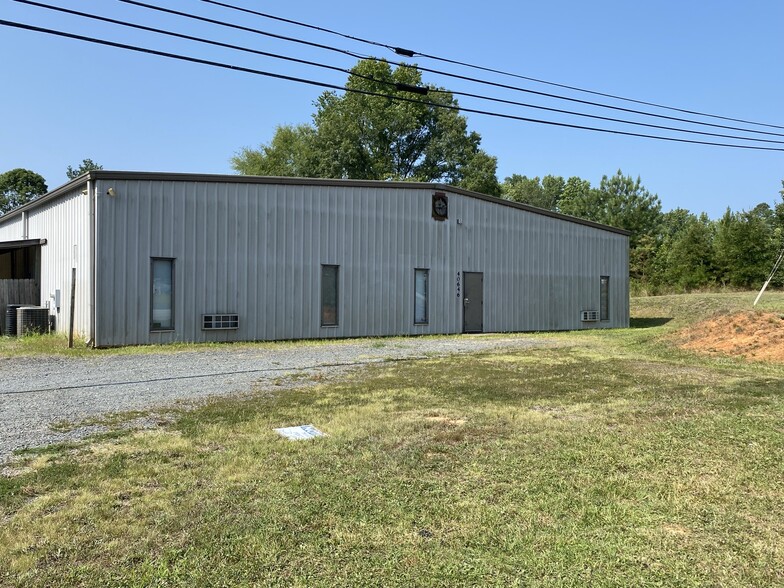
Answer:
[{"left": 0, "top": 334, "right": 551, "bottom": 464}]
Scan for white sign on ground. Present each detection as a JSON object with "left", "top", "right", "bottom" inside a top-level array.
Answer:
[{"left": 274, "top": 424, "right": 326, "bottom": 441}]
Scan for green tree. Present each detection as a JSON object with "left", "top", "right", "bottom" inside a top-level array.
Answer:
[
  {"left": 558, "top": 176, "right": 592, "bottom": 216},
  {"left": 231, "top": 124, "right": 316, "bottom": 177},
  {"left": 592, "top": 170, "right": 663, "bottom": 249},
  {"left": 66, "top": 158, "right": 103, "bottom": 180},
  {"left": 714, "top": 206, "right": 778, "bottom": 288},
  {"left": 233, "top": 59, "right": 500, "bottom": 193},
  {"left": 0, "top": 168, "right": 48, "bottom": 214},
  {"left": 542, "top": 175, "right": 566, "bottom": 210},
  {"left": 459, "top": 151, "right": 501, "bottom": 196},
  {"left": 501, "top": 174, "right": 563, "bottom": 210},
  {"left": 657, "top": 212, "right": 716, "bottom": 291}
]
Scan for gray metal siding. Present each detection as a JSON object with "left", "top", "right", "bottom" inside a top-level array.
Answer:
[
  {"left": 0, "top": 188, "right": 92, "bottom": 338},
  {"left": 93, "top": 179, "right": 628, "bottom": 346}
]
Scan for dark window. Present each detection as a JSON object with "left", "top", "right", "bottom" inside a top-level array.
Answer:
[
  {"left": 600, "top": 276, "right": 610, "bottom": 321},
  {"left": 151, "top": 258, "right": 175, "bottom": 331},
  {"left": 414, "top": 268, "right": 429, "bottom": 324},
  {"left": 321, "top": 265, "right": 339, "bottom": 326}
]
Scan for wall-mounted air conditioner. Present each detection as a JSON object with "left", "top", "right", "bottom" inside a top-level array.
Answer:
[{"left": 580, "top": 310, "right": 599, "bottom": 322}]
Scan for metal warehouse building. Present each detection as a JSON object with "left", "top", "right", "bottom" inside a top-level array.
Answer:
[{"left": 0, "top": 171, "right": 629, "bottom": 347}]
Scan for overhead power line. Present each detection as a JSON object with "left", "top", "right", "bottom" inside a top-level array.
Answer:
[
  {"left": 3, "top": 19, "right": 784, "bottom": 153},
  {"left": 116, "top": 0, "right": 784, "bottom": 140},
  {"left": 15, "top": 0, "right": 784, "bottom": 146},
  {"left": 118, "top": 0, "right": 367, "bottom": 61},
  {"left": 199, "top": 0, "right": 784, "bottom": 132}
]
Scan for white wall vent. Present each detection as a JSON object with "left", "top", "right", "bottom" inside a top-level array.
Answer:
[
  {"left": 580, "top": 310, "right": 599, "bottom": 322},
  {"left": 202, "top": 314, "right": 239, "bottom": 330}
]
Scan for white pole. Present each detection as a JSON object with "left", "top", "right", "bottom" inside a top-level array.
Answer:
[{"left": 754, "top": 248, "right": 784, "bottom": 306}]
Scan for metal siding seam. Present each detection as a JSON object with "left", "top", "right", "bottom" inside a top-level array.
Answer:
[
  {"left": 118, "top": 180, "right": 129, "bottom": 343},
  {"left": 340, "top": 187, "right": 351, "bottom": 336},
  {"left": 218, "top": 183, "right": 229, "bottom": 336},
  {"left": 248, "top": 184, "right": 259, "bottom": 340},
  {"left": 352, "top": 187, "right": 361, "bottom": 336},
  {"left": 293, "top": 186, "right": 303, "bottom": 339},
  {"left": 262, "top": 187, "right": 271, "bottom": 340},
  {"left": 187, "top": 182, "right": 199, "bottom": 342},
  {"left": 304, "top": 188, "right": 314, "bottom": 339},
  {"left": 307, "top": 188, "right": 317, "bottom": 338},
  {"left": 364, "top": 186, "right": 373, "bottom": 336},
  {"left": 385, "top": 190, "right": 394, "bottom": 334},
  {"left": 365, "top": 187, "right": 374, "bottom": 336},
  {"left": 143, "top": 181, "right": 154, "bottom": 344},
  {"left": 231, "top": 183, "right": 241, "bottom": 341},
  {"left": 295, "top": 184, "right": 304, "bottom": 338},
  {"left": 268, "top": 185, "right": 278, "bottom": 339},
  {"left": 106, "top": 181, "right": 116, "bottom": 346},
  {"left": 389, "top": 191, "right": 398, "bottom": 331},
  {"left": 350, "top": 188, "right": 361, "bottom": 336},
  {"left": 194, "top": 183, "right": 205, "bottom": 341},
  {"left": 278, "top": 183, "right": 286, "bottom": 340},
  {"left": 382, "top": 190, "right": 388, "bottom": 334},
  {"left": 285, "top": 185, "right": 295, "bottom": 337}
]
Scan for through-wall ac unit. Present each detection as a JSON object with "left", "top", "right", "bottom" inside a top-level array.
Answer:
[
  {"left": 580, "top": 310, "right": 599, "bottom": 322},
  {"left": 202, "top": 313, "right": 239, "bottom": 330}
]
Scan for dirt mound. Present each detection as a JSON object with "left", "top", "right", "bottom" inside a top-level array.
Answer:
[{"left": 674, "top": 310, "right": 784, "bottom": 362}]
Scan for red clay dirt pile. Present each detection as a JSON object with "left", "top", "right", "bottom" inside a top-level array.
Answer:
[{"left": 673, "top": 310, "right": 784, "bottom": 362}]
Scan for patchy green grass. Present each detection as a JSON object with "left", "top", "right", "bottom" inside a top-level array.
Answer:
[
  {"left": 631, "top": 290, "right": 784, "bottom": 328},
  {"left": 1, "top": 293, "right": 783, "bottom": 587}
]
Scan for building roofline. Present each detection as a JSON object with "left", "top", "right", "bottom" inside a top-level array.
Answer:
[
  {"left": 0, "top": 171, "right": 631, "bottom": 236},
  {"left": 0, "top": 176, "right": 90, "bottom": 223}
]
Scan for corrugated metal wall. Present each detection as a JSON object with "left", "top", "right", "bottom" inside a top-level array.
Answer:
[
  {"left": 94, "top": 179, "right": 628, "bottom": 347},
  {"left": 0, "top": 187, "right": 92, "bottom": 339}
]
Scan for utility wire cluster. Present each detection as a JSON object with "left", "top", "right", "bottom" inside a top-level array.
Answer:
[{"left": 3, "top": 0, "right": 783, "bottom": 152}]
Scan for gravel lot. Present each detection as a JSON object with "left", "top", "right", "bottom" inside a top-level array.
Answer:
[{"left": 0, "top": 334, "right": 551, "bottom": 464}]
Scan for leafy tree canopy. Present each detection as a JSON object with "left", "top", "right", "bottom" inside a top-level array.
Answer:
[
  {"left": 232, "top": 125, "right": 316, "bottom": 177},
  {"left": 232, "top": 59, "right": 500, "bottom": 195},
  {"left": 714, "top": 205, "right": 781, "bottom": 288},
  {"left": 66, "top": 158, "right": 103, "bottom": 180},
  {"left": 0, "top": 168, "right": 48, "bottom": 215},
  {"left": 559, "top": 170, "right": 663, "bottom": 249},
  {"left": 501, "top": 174, "right": 564, "bottom": 210}
]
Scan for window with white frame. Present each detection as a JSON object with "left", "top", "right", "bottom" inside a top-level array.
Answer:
[
  {"left": 151, "top": 258, "right": 174, "bottom": 331},
  {"left": 414, "top": 268, "right": 429, "bottom": 325}
]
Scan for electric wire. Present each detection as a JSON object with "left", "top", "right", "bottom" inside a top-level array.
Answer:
[
  {"left": 15, "top": 0, "right": 784, "bottom": 146},
  {"left": 115, "top": 0, "right": 784, "bottom": 140},
  {"left": 118, "top": 0, "right": 367, "bottom": 62},
  {"left": 199, "top": 0, "right": 784, "bottom": 132},
  {"left": 3, "top": 19, "right": 784, "bottom": 153}
]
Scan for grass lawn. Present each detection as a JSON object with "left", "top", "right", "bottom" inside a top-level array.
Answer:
[{"left": 1, "top": 292, "right": 783, "bottom": 587}]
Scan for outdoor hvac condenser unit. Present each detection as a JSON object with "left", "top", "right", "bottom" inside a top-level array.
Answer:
[
  {"left": 16, "top": 306, "right": 49, "bottom": 336},
  {"left": 4, "top": 304, "right": 27, "bottom": 336}
]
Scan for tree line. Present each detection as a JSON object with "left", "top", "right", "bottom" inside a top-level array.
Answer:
[{"left": 501, "top": 173, "right": 784, "bottom": 294}]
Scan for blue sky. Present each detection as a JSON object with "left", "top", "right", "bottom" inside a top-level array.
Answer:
[{"left": 1, "top": 0, "right": 782, "bottom": 218}]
